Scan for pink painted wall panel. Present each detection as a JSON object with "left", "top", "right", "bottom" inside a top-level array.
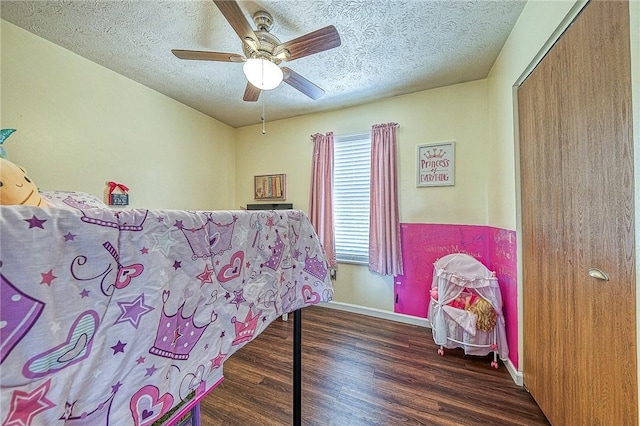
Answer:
[
  {"left": 394, "top": 223, "right": 518, "bottom": 368},
  {"left": 485, "top": 227, "right": 518, "bottom": 369},
  {"left": 394, "top": 224, "right": 490, "bottom": 317}
]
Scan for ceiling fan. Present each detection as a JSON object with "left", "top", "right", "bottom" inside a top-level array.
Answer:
[{"left": 172, "top": 0, "right": 341, "bottom": 102}]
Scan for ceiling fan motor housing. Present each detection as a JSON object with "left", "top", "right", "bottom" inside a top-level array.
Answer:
[{"left": 242, "top": 11, "right": 285, "bottom": 64}]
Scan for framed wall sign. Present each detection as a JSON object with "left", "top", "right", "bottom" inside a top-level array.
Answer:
[
  {"left": 254, "top": 174, "right": 286, "bottom": 200},
  {"left": 417, "top": 141, "right": 455, "bottom": 187},
  {"left": 109, "top": 193, "right": 129, "bottom": 206}
]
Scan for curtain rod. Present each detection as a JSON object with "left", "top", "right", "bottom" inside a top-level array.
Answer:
[
  {"left": 312, "top": 124, "right": 400, "bottom": 140},
  {"left": 336, "top": 124, "right": 400, "bottom": 139}
]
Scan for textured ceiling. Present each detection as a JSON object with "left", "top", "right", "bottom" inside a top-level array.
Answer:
[{"left": 0, "top": 0, "right": 526, "bottom": 128}]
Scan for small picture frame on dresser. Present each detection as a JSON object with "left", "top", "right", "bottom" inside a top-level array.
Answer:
[{"left": 254, "top": 174, "right": 286, "bottom": 200}]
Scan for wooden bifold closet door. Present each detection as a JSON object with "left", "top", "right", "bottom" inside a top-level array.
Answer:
[{"left": 519, "top": 0, "right": 636, "bottom": 424}]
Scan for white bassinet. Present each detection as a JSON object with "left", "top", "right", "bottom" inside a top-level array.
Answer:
[{"left": 428, "top": 253, "right": 508, "bottom": 368}]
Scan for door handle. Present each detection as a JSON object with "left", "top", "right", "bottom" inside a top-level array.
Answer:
[{"left": 588, "top": 268, "right": 609, "bottom": 281}]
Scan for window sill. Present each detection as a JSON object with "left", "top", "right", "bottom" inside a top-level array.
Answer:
[{"left": 336, "top": 259, "right": 368, "bottom": 266}]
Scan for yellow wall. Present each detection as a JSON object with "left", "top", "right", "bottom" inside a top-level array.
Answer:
[
  {"left": 0, "top": 21, "right": 236, "bottom": 210},
  {"left": 236, "top": 80, "right": 491, "bottom": 310},
  {"left": 2, "top": 1, "right": 638, "bottom": 392}
]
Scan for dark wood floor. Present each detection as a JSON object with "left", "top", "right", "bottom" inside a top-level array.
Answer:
[{"left": 199, "top": 305, "right": 549, "bottom": 425}]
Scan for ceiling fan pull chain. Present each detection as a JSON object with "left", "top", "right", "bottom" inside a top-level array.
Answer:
[{"left": 261, "top": 94, "right": 266, "bottom": 134}]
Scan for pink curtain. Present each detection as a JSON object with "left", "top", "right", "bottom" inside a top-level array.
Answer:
[
  {"left": 309, "top": 132, "right": 336, "bottom": 268},
  {"left": 369, "top": 123, "right": 403, "bottom": 276}
]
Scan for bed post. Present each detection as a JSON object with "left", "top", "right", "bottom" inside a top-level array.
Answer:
[{"left": 293, "top": 309, "right": 302, "bottom": 426}]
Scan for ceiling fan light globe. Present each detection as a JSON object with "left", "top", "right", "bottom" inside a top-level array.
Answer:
[{"left": 243, "top": 58, "right": 283, "bottom": 91}]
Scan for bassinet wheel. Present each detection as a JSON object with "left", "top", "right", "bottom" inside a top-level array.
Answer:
[
  {"left": 491, "top": 361, "right": 498, "bottom": 369},
  {"left": 437, "top": 347, "right": 444, "bottom": 356}
]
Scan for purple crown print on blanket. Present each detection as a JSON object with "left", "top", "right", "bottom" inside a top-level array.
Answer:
[{"left": 149, "top": 291, "right": 217, "bottom": 360}]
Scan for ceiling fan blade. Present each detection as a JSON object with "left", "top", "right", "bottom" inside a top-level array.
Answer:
[
  {"left": 282, "top": 67, "right": 325, "bottom": 100},
  {"left": 172, "top": 49, "right": 245, "bottom": 63},
  {"left": 213, "top": 0, "right": 258, "bottom": 50},
  {"left": 243, "top": 83, "right": 261, "bottom": 102},
  {"left": 276, "top": 25, "right": 341, "bottom": 61}
]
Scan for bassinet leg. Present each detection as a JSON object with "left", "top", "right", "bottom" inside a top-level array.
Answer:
[
  {"left": 491, "top": 338, "right": 498, "bottom": 368},
  {"left": 490, "top": 328, "right": 498, "bottom": 368}
]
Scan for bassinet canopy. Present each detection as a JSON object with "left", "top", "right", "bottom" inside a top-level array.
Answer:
[{"left": 428, "top": 253, "right": 508, "bottom": 360}]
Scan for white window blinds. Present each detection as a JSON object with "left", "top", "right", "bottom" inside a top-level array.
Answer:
[{"left": 333, "top": 133, "right": 371, "bottom": 264}]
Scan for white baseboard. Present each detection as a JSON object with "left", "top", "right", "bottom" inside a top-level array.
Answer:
[
  {"left": 320, "top": 301, "right": 525, "bottom": 387},
  {"left": 321, "top": 301, "right": 431, "bottom": 327},
  {"left": 505, "top": 358, "right": 523, "bottom": 386}
]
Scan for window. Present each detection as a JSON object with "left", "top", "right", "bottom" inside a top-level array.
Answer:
[{"left": 333, "top": 133, "right": 371, "bottom": 264}]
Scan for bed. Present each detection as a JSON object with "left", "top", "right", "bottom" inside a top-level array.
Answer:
[{"left": 0, "top": 191, "right": 333, "bottom": 425}]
